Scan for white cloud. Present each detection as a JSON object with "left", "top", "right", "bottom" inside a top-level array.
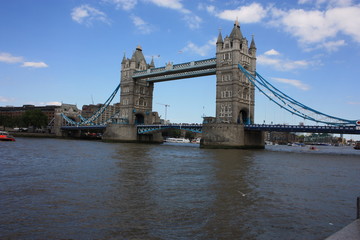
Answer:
[
  {"left": 205, "top": 5, "right": 216, "bottom": 14},
  {"left": 71, "top": 5, "right": 110, "bottom": 26},
  {"left": 130, "top": 15, "right": 154, "bottom": 34},
  {"left": 272, "top": 77, "right": 310, "bottom": 91},
  {"left": 264, "top": 49, "right": 280, "bottom": 56},
  {"left": 0, "top": 52, "right": 24, "bottom": 63},
  {"left": 216, "top": 3, "right": 267, "bottom": 23},
  {"left": 298, "top": 0, "right": 353, "bottom": 8},
  {"left": 181, "top": 37, "right": 217, "bottom": 57},
  {"left": 44, "top": 101, "right": 62, "bottom": 106},
  {"left": 22, "top": 62, "right": 48, "bottom": 68},
  {"left": 347, "top": 101, "right": 360, "bottom": 105},
  {"left": 148, "top": 0, "right": 189, "bottom": 14},
  {"left": 317, "top": 40, "right": 346, "bottom": 52},
  {"left": 207, "top": 2, "right": 359, "bottom": 52},
  {"left": 148, "top": 0, "right": 202, "bottom": 29},
  {"left": 183, "top": 14, "right": 202, "bottom": 30},
  {"left": 257, "top": 52, "right": 313, "bottom": 71},
  {"left": 269, "top": 4, "right": 360, "bottom": 50},
  {"left": 0, "top": 52, "right": 48, "bottom": 68},
  {"left": 102, "top": 0, "right": 137, "bottom": 10},
  {"left": 0, "top": 96, "right": 14, "bottom": 103}
]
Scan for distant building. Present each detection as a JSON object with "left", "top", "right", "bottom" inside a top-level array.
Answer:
[
  {"left": 265, "top": 131, "right": 297, "bottom": 144},
  {"left": 0, "top": 104, "right": 61, "bottom": 124},
  {"left": 81, "top": 103, "right": 121, "bottom": 124}
]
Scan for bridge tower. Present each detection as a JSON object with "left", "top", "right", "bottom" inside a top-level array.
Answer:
[
  {"left": 119, "top": 45, "right": 155, "bottom": 125},
  {"left": 103, "top": 46, "right": 162, "bottom": 143},
  {"left": 215, "top": 19, "right": 256, "bottom": 124},
  {"left": 201, "top": 20, "right": 264, "bottom": 148}
]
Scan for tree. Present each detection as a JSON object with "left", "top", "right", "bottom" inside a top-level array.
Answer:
[
  {"left": 22, "top": 109, "right": 48, "bottom": 129},
  {"left": 185, "top": 131, "right": 195, "bottom": 141}
]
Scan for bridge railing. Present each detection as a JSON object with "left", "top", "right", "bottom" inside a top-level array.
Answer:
[{"left": 245, "top": 124, "right": 360, "bottom": 134}]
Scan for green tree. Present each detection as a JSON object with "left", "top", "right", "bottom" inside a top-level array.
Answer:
[
  {"left": 22, "top": 109, "right": 48, "bottom": 129},
  {"left": 162, "top": 129, "right": 181, "bottom": 138},
  {"left": 185, "top": 131, "right": 195, "bottom": 141},
  {"left": 0, "top": 115, "right": 9, "bottom": 130}
]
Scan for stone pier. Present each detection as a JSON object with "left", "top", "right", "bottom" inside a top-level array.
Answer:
[
  {"left": 102, "top": 124, "right": 163, "bottom": 143},
  {"left": 200, "top": 123, "right": 264, "bottom": 149}
]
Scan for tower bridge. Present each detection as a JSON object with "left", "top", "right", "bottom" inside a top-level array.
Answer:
[{"left": 57, "top": 20, "right": 360, "bottom": 148}]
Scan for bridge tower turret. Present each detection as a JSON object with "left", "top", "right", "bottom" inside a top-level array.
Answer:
[
  {"left": 119, "top": 45, "right": 154, "bottom": 125},
  {"left": 215, "top": 20, "right": 256, "bottom": 124}
]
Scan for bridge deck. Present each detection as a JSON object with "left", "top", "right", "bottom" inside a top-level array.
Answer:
[
  {"left": 61, "top": 125, "right": 106, "bottom": 130},
  {"left": 61, "top": 124, "right": 360, "bottom": 135},
  {"left": 245, "top": 124, "right": 360, "bottom": 134}
]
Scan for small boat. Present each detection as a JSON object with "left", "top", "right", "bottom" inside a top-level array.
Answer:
[
  {"left": 165, "top": 137, "right": 190, "bottom": 143},
  {"left": 0, "top": 131, "right": 16, "bottom": 141},
  {"left": 354, "top": 142, "right": 360, "bottom": 150}
]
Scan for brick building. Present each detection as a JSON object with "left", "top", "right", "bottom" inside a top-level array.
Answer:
[{"left": 0, "top": 104, "right": 61, "bottom": 124}]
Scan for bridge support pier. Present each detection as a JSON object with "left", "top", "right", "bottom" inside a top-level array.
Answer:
[
  {"left": 102, "top": 124, "right": 163, "bottom": 143},
  {"left": 200, "top": 123, "right": 264, "bottom": 149}
]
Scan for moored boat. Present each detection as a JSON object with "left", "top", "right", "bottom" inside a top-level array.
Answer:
[
  {"left": 354, "top": 142, "right": 360, "bottom": 150},
  {"left": 165, "top": 137, "right": 190, "bottom": 143},
  {"left": 0, "top": 131, "right": 16, "bottom": 141}
]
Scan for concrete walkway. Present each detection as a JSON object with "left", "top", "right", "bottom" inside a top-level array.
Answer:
[{"left": 325, "top": 219, "right": 360, "bottom": 240}]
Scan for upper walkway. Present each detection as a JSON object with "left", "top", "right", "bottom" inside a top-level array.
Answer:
[{"left": 132, "top": 58, "right": 216, "bottom": 82}]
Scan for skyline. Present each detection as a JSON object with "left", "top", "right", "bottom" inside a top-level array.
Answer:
[{"left": 1, "top": 0, "right": 360, "bottom": 131}]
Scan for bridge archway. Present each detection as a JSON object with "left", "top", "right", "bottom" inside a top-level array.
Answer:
[
  {"left": 238, "top": 109, "right": 249, "bottom": 124},
  {"left": 135, "top": 113, "right": 145, "bottom": 124}
]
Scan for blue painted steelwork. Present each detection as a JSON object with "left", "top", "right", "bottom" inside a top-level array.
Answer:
[
  {"left": 238, "top": 64, "right": 357, "bottom": 126},
  {"left": 138, "top": 124, "right": 360, "bottom": 135},
  {"left": 245, "top": 124, "right": 360, "bottom": 134},
  {"left": 137, "top": 124, "right": 203, "bottom": 134},
  {"left": 62, "top": 123, "right": 360, "bottom": 135},
  {"left": 61, "top": 113, "right": 78, "bottom": 126},
  {"left": 79, "top": 84, "right": 120, "bottom": 125},
  {"left": 60, "top": 84, "right": 120, "bottom": 126},
  {"left": 79, "top": 115, "right": 87, "bottom": 122},
  {"left": 61, "top": 125, "right": 106, "bottom": 130}
]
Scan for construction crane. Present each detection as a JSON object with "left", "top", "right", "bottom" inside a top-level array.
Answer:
[{"left": 156, "top": 103, "right": 170, "bottom": 122}]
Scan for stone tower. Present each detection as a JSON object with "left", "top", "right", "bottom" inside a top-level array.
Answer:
[
  {"left": 215, "top": 19, "right": 256, "bottom": 124},
  {"left": 119, "top": 46, "right": 155, "bottom": 124}
]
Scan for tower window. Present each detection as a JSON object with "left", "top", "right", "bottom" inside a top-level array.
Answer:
[{"left": 224, "top": 53, "right": 231, "bottom": 60}]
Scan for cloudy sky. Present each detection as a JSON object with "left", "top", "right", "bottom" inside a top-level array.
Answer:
[{"left": 1, "top": 0, "right": 360, "bottom": 129}]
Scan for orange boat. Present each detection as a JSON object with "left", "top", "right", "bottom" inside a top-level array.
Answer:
[{"left": 0, "top": 131, "right": 16, "bottom": 141}]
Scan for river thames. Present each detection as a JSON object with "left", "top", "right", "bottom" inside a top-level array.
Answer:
[{"left": 1, "top": 138, "right": 360, "bottom": 239}]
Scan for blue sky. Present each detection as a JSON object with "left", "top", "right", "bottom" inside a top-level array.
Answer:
[{"left": 1, "top": 0, "right": 360, "bottom": 131}]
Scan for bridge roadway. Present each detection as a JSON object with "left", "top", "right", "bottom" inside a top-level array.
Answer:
[{"left": 61, "top": 124, "right": 360, "bottom": 135}]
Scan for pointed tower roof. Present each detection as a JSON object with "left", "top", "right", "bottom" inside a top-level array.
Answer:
[
  {"left": 149, "top": 56, "right": 155, "bottom": 68},
  {"left": 250, "top": 35, "right": 256, "bottom": 49},
  {"left": 229, "top": 19, "right": 243, "bottom": 40},
  {"left": 131, "top": 45, "right": 146, "bottom": 65},
  {"left": 217, "top": 29, "right": 223, "bottom": 44},
  {"left": 121, "top": 53, "right": 127, "bottom": 64}
]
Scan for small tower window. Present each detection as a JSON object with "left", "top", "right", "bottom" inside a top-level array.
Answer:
[{"left": 224, "top": 53, "right": 231, "bottom": 60}]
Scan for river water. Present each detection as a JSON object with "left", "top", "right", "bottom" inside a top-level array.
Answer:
[{"left": 1, "top": 138, "right": 360, "bottom": 240}]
